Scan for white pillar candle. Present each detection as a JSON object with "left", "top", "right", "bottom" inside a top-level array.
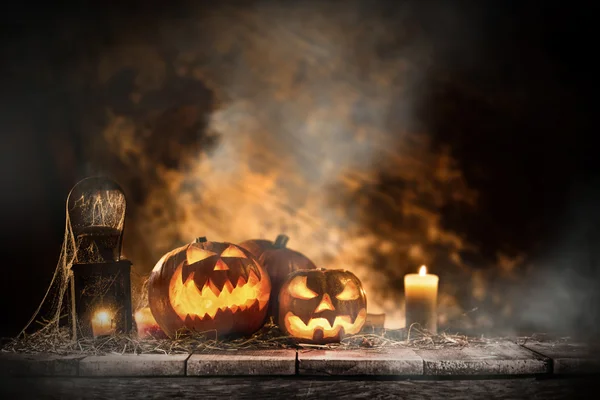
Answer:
[
  {"left": 91, "top": 309, "right": 115, "bottom": 337},
  {"left": 404, "top": 265, "right": 439, "bottom": 334}
]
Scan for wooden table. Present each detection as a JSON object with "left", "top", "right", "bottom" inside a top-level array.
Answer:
[{"left": 1, "top": 338, "right": 599, "bottom": 399}]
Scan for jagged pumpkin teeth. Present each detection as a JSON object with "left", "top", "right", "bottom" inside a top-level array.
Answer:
[
  {"left": 207, "top": 279, "right": 222, "bottom": 297},
  {"left": 252, "top": 264, "right": 262, "bottom": 280},
  {"left": 149, "top": 238, "right": 272, "bottom": 337},
  {"left": 222, "top": 280, "right": 234, "bottom": 294},
  {"left": 181, "top": 263, "right": 194, "bottom": 283},
  {"left": 279, "top": 268, "right": 367, "bottom": 344},
  {"left": 247, "top": 270, "right": 260, "bottom": 286},
  {"left": 236, "top": 276, "right": 247, "bottom": 288},
  {"left": 201, "top": 283, "right": 216, "bottom": 299}
]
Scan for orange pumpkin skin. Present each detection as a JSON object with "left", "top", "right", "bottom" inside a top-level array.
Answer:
[
  {"left": 278, "top": 268, "right": 367, "bottom": 344},
  {"left": 238, "top": 236, "right": 281, "bottom": 260},
  {"left": 148, "top": 237, "right": 271, "bottom": 338},
  {"left": 258, "top": 235, "right": 317, "bottom": 322}
]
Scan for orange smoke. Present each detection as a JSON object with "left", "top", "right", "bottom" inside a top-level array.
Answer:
[{"left": 86, "top": 1, "right": 520, "bottom": 331}]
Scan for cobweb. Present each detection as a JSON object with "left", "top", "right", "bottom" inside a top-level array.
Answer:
[
  {"left": 8, "top": 203, "right": 79, "bottom": 344},
  {"left": 4, "top": 177, "right": 127, "bottom": 350}
]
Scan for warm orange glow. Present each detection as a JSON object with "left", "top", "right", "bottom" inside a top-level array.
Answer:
[
  {"left": 336, "top": 281, "right": 360, "bottom": 300},
  {"left": 213, "top": 259, "right": 229, "bottom": 270},
  {"left": 221, "top": 245, "right": 248, "bottom": 258},
  {"left": 288, "top": 276, "right": 318, "bottom": 299},
  {"left": 169, "top": 262, "right": 270, "bottom": 320},
  {"left": 96, "top": 311, "right": 110, "bottom": 324},
  {"left": 187, "top": 246, "right": 218, "bottom": 264},
  {"left": 284, "top": 309, "right": 367, "bottom": 340},
  {"left": 405, "top": 266, "right": 439, "bottom": 333},
  {"left": 135, "top": 307, "right": 162, "bottom": 338},
  {"left": 91, "top": 309, "right": 115, "bottom": 337},
  {"left": 134, "top": 307, "right": 155, "bottom": 325},
  {"left": 314, "top": 294, "right": 335, "bottom": 312}
]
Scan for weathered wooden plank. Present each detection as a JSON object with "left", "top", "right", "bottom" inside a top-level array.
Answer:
[
  {"left": 297, "top": 349, "right": 423, "bottom": 376},
  {"left": 0, "top": 353, "right": 84, "bottom": 377},
  {"left": 415, "top": 342, "right": 550, "bottom": 376},
  {"left": 3, "top": 376, "right": 599, "bottom": 399},
  {"left": 79, "top": 354, "right": 189, "bottom": 376},
  {"left": 522, "top": 342, "right": 600, "bottom": 374},
  {"left": 187, "top": 350, "right": 296, "bottom": 375}
]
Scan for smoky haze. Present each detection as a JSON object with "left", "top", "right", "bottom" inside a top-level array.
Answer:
[
  {"left": 515, "top": 180, "right": 600, "bottom": 338},
  {"left": 0, "top": 1, "right": 596, "bottom": 337},
  {"left": 86, "top": 0, "right": 481, "bottom": 329}
]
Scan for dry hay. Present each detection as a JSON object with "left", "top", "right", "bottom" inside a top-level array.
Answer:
[
  {"left": 2, "top": 321, "right": 292, "bottom": 356},
  {"left": 2, "top": 320, "right": 497, "bottom": 356}
]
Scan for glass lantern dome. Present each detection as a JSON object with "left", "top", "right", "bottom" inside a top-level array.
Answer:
[{"left": 66, "top": 176, "right": 127, "bottom": 264}]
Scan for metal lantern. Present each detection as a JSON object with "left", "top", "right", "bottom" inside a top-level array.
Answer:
[{"left": 67, "top": 176, "right": 132, "bottom": 338}]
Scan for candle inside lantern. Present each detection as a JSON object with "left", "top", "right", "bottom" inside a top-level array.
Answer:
[
  {"left": 91, "top": 309, "right": 116, "bottom": 337},
  {"left": 404, "top": 265, "right": 439, "bottom": 334},
  {"left": 134, "top": 307, "right": 165, "bottom": 339}
]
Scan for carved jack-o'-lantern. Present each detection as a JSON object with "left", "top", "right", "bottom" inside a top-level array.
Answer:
[
  {"left": 258, "top": 235, "right": 317, "bottom": 322},
  {"left": 278, "top": 268, "right": 367, "bottom": 344},
  {"left": 148, "top": 237, "right": 271, "bottom": 338}
]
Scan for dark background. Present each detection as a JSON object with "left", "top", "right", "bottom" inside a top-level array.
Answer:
[{"left": 0, "top": 0, "right": 597, "bottom": 338}]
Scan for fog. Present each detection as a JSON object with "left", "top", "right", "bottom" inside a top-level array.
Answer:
[{"left": 0, "top": 1, "right": 596, "bottom": 336}]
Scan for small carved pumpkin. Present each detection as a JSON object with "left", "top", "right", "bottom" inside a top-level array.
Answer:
[
  {"left": 258, "top": 235, "right": 317, "bottom": 322},
  {"left": 279, "top": 268, "right": 367, "bottom": 344},
  {"left": 148, "top": 237, "right": 271, "bottom": 338}
]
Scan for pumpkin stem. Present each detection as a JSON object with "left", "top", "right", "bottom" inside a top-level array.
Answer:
[
  {"left": 274, "top": 234, "right": 289, "bottom": 249},
  {"left": 195, "top": 237, "right": 208, "bottom": 243}
]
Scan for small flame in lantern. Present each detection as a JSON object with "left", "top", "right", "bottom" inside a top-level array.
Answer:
[
  {"left": 94, "top": 310, "right": 111, "bottom": 324},
  {"left": 419, "top": 265, "right": 427, "bottom": 276},
  {"left": 91, "top": 308, "right": 115, "bottom": 337}
]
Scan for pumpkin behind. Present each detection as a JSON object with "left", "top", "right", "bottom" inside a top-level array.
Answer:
[
  {"left": 238, "top": 235, "right": 283, "bottom": 260},
  {"left": 258, "top": 235, "right": 317, "bottom": 323}
]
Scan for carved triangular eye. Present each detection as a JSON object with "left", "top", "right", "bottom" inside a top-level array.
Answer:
[
  {"left": 288, "top": 276, "right": 318, "bottom": 299},
  {"left": 187, "top": 246, "right": 218, "bottom": 264},
  {"left": 336, "top": 280, "right": 359, "bottom": 300},
  {"left": 221, "top": 245, "right": 247, "bottom": 258}
]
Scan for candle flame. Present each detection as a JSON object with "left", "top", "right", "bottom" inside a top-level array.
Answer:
[
  {"left": 93, "top": 310, "right": 112, "bottom": 325},
  {"left": 419, "top": 265, "right": 427, "bottom": 276}
]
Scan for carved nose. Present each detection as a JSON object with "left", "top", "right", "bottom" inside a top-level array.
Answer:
[
  {"left": 314, "top": 293, "right": 335, "bottom": 312},
  {"left": 213, "top": 259, "right": 229, "bottom": 270}
]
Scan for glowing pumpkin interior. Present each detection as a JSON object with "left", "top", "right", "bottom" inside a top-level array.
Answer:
[
  {"left": 169, "top": 245, "right": 270, "bottom": 321},
  {"left": 279, "top": 270, "right": 367, "bottom": 342}
]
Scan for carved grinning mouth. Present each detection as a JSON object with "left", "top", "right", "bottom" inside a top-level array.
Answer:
[
  {"left": 284, "top": 309, "right": 367, "bottom": 340},
  {"left": 169, "top": 263, "right": 269, "bottom": 321}
]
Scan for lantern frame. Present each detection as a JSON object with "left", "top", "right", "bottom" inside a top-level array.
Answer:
[{"left": 66, "top": 176, "right": 133, "bottom": 338}]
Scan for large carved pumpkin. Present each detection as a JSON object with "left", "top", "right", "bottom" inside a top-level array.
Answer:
[
  {"left": 258, "top": 235, "right": 317, "bottom": 322},
  {"left": 148, "top": 237, "right": 271, "bottom": 338},
  {"left": 279, "top": 268, "right": 367, "bottom": 344}
]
